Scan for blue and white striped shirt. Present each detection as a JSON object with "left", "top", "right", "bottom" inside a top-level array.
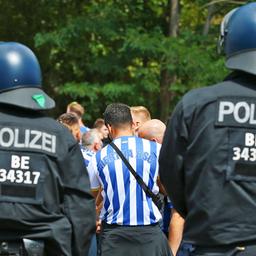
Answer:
[
  {"left": 80, "top": 146, "right": 94, "bottom": 167},
  {"left": 87, "top": 136, "right": 162, "bottom": 226},
  {"left": 80, "top": 146, "right": 100, "bottom": 189}
]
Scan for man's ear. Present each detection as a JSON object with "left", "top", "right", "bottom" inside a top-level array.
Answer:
[
  {"left": 131, "top": 121, "right": 136, "bottom": 130},
  {"left": 76, "top": 130, "right": 81, "bottom": 143},
  {"left": 106, "top": 124, "right": 114, "bottom": 140},
  {"left": 131, "top": 121, "right": 137, "bottom": 135},
  {"left": 94, "top": 142, "right": 102, "bottom": 152}
]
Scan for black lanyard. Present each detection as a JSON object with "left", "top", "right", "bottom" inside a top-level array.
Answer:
[{"left": 109, "top": 141, "right": 163, "bottom": 211}]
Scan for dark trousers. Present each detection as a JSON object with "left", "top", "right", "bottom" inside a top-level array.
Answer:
[
  {"left": 98, "top": 222, "right": 172, "bottom": 256},
  {"left": 88, "top": 234, "right": 97, "bottom": 256},
  {"left": 177, "top": 242, "right": 256, "bottom": 256}
]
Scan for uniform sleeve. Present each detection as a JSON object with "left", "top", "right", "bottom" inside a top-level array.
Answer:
[
  {"left": 87, "top": 155, "right": 101, "bottom": 190},
  {"left": 159, "top": 100, "right": 189, "bottom": 218},
  {"left": 59, "top": 143, "right": 96, "bottom": 256}
]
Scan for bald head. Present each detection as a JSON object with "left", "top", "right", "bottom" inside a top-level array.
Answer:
[{"left": 138, "top": 119, "right": 166, "bottom": 144}]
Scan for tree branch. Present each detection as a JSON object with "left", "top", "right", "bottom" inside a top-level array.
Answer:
[{"left": 202, "top": 0, "right": 246, "bottom": 8}]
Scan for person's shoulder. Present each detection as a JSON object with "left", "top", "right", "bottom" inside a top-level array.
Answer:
[
  {"left": 80, "top": 125, "right": 90, "bottom": 134},
  {"left": 80, "top": 145, "right": 94, "bottom": 157},
  {"left": 33, "top": 115, "right": 79, "bottom": 156},
  {"left": 139, "top": 136, "right": 161, "bottom": 148},
  {"left": 50, "top": 117, "right": 79, "bottom": 147},
  {"left": 180, "top": 80, "right": 228, "bottom": 111},
  {"left": 184, "top": 81, "right": 225, "bottom": 101},
  {"left": 95, "top": 142, "right": 109, "bottom": 157},
  {"left": 27, "top": 114, "right": 73, "bottom": 138}
]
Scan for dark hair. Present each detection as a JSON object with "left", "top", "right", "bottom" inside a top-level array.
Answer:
[
  {"left": 93, "top": 118, "right": 105, "bottom": 129},
  {"left": 57, "top": 112, "right": 79, "bottom": 131},
  {"left": 104, "top": 103, "right": 132, "bottom": 127}
]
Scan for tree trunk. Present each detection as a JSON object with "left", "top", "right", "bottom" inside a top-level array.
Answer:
[
  {"left": 169, "top": 0, "right": 179, "bottom": 37},
  {"left": 203, "top": 4, "right": 215, "bottom": 36},
  {"left": 159, "top": 0, "right": 179, "bottom": 122},
  {"left": 160, "top": 70, "right": 176, "bottom": 122}
]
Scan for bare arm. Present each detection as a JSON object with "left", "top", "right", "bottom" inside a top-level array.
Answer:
[
  {"left": 169, "top": 208, "right": 184, "bottom": 256},
  {"left": 157, "top": 176, "right": 167, "bottom": 196},
  {"left": 95, "top": 188, "right": 103, "bottom": 233},
  {"left": 91, "top": 188, "right": 100, "bottom": 199}
]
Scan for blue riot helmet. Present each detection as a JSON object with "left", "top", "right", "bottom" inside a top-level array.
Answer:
[
  {"left": 218, "top": 3, "right": 256, "bottom": 75},
  {"left": 0, "top": 42, "right": 55, "bottom": 110}
]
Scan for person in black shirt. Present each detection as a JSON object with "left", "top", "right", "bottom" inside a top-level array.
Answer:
[
  {"left": 0, "top": 42, "right": 95, "bottom": 255},
  {"left": 160, "top": 3, "right": 256, "bottom": 256}
]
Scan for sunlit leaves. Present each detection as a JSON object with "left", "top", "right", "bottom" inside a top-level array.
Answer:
[{"left": 30, "top": 0, "right": 241, "bottom": 121}]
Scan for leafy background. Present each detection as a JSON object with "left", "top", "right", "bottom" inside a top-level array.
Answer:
[{"left": 0, "top": 0, "right": 251, "bottom": 125}]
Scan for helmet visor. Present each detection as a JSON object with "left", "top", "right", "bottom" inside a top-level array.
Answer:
[{"left": 0, "top": 87, "right": 55, "bottom": 110}]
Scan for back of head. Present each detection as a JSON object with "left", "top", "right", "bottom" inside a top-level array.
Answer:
[
  {"left": 93, "top": 118, "right": 105, "bottom": 129},
  {"left": 130, "top": 106, "right": 151, "bottom": 122},
  {"left": 57, "top": 112, "right": 81, "bottom": 142},
  {"left": 138, "top": 119, "right": 166, "bottom": 144},
  {"left": 81, "top": 129, "right": 102, "bottom": 151},
  {"left": 104, "top": 103, "right": 132, "bottom": 128},
  {"left": 130, "top": 106, "right": 151, "bottom": 135},
  {"left": 0, "top": 42, "right": 55, "bottom": 110},
  {"left": 57, "top": 112, "right": 79, "bottom": 128},
  {"left": 66, "top": 101, "right": 84, "bottom": 119},
  {"left": 219, "top": 3, "right": 256, "bottom": 75}
]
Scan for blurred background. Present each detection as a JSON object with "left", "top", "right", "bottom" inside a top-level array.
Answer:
[{"left": 1, "top": 0, "right": 251, "bottom": 124}]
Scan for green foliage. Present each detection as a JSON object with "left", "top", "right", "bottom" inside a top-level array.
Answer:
[{"left": 0, "top": 0, "right": 241, "bottom": 123}]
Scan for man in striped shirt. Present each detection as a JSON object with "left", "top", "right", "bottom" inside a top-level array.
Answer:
[{"left": 87, "top": 103, "right": 172, "bottom": 256}]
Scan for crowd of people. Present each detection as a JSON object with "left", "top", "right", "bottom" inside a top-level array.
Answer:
[
  {"left": 56, "top": 4, "right": 256, "bottom": 256},
  {"left": 56, "top": 101, "right": 176, "bottom": 255}
]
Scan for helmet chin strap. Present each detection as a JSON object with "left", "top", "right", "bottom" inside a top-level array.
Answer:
[{"left": 217, "top": 8, "right": 238, "bottom": 55}]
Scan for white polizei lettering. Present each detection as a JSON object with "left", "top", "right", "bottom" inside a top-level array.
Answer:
[
  {"left": 218, "top": 101, "right": 234, "bottom": 122},
  {"left": 245, "top": 133, "right": 255, "bottom": 147},
  {"left": 42, "top": 132, "right": 54, "bottom": 153},
  {"left": 24, "top": 129, "right": 30, "bottom": 147},
  {"left": 250, "top": 104, "right": 256, "bottom": 124},
  {"left": 0, "top": 127, "right": 56, "bottom": 154},
  {"left": 218, "top": 101, "right": 256, "bottom": 125},
  {"left": 13, "top": 128, "right": 25, "bottom": 148},
  {"left": 51, "top": 135, "right": 56, "bottom": 153},
  {"left": 29, "top": 130, "right": 42, "bottom": 150},
  {"left": 233, "top": 102, "right": 250, "bottom": 123},
  {"left": 0, "top": 128, "right": 14, "bottom": 147}
]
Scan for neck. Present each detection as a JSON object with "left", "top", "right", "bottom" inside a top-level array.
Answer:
[
  {"left": 111, "top": 128, "right": 133, "bottom": 139},
  {"left": 79, "top": 119, "right": 84, "bottom": 126}
]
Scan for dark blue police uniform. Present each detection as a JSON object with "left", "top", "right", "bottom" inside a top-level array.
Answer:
[
  {"left": 0, "top": 42, "right": 95, "bottom": 255},
  {"left": 160, "top": 3, "right": 256, "bottom": 256}
]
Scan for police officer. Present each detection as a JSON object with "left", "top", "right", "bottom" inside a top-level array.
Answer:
[
  {"left": 0, "top": 42, "right": 95, "bottom": 255},
  {"left": 159, "top": 3, "right": 256, "bottom": 256}
]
